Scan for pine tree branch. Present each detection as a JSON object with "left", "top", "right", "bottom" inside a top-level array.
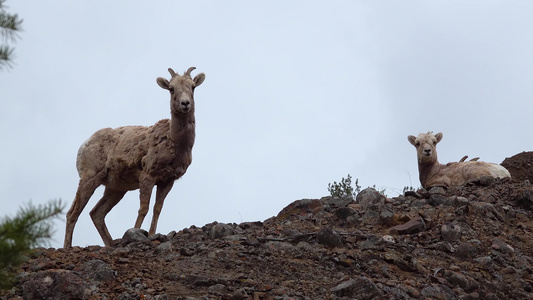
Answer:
[
  {"left": 0, "top": 199, "right": 65, "bottom": 289},
  {"left": 0, "top": 0, "right": 23, "bottom": 70},
  {"left": 0, "top": 0, "right": 22, "bottom": 41},
  {"left": 0, "top": 45, "right": 13, "bottom": 69},
  {"left": 0, "top": 13, "right": 22, "bottom": 41}
]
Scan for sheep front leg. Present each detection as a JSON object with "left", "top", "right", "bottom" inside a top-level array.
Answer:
[
  {"left": 149, "top": 181, "right": 175, "bottom": 235},
  {"left": 135, "top": 177, "right": 155, "bottom": 229}
]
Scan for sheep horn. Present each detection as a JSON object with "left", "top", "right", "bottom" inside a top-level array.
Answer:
[
  {"left": 185, "top": 67, "right": 196, "bottom": 77},
  {"left": 168, "top": 68, "right": 177, "bottom": 77}
]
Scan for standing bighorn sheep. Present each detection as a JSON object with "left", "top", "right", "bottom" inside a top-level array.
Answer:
[
  {"left": 408, "top": 132, "right": 511, "bottom": 189},
  {"left": 64, "top": 67, "right": 205, "bottom": 248}
]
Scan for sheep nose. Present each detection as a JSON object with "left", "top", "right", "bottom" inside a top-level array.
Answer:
[
  {"left": 424, "top": 149, "right": 431, "bottom": 155},
  {"left": 181, "top": 100, "right": 190, "bottom": 107}
]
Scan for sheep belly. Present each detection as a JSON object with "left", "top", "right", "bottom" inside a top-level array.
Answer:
[{"left": 104, "top": 166, "right": 142, "bottom": 191}]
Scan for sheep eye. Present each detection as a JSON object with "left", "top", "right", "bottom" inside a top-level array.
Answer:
[
  {"left": 416, "top": 142, "right": 420, "bottom": 147},
  {"left": 168, "top": 87, "right": 175, "bottom": 93}
]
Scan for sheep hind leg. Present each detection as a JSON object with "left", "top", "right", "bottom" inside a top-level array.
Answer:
[
  {"left": 89, "top": 187, "right": 127, "bottom": 247},
  {"left": 149, "top": 181, "right": 175, "bottom": 236},
  {"left": 64, "top": 175, "right": 104, "bottom": 248}
]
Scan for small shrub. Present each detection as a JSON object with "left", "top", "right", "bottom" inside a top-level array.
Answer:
[
  {"left": 328, "top": 174, "right": 389, "bottom": 199},
  {"left": 328, "top": 174, "right": 360, "bottom": 200}
]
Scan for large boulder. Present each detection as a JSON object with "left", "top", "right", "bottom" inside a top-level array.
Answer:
[
  {"left": 22, "top": 269, "right": 90, "bottom": 300},
  {"left": 501, "top": 151, "right": 533, "bottom": 183}
]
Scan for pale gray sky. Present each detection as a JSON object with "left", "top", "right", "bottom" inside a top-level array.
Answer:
[{"left": 1, "top": 1, "right": 532, "bottom": 248}]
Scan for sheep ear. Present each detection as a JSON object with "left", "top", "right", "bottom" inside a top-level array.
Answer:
[
  {"left": 408, "top": 135, "right": 417, "bottom": 146},
  {"left": 193, "top": 73, "right": 206, "bottom": 87},
  {"left": 157, "top": 77, "right": 170, "bottom": 90},
  {"left": 435, "top": 132, "right": 443, "bottom": 143}
]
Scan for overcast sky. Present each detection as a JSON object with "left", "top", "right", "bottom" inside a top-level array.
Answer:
[{"left": 1, "top": 1, "right": 532, "bottom": 248}]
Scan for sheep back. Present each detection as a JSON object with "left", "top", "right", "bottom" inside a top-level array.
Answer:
[{"left": 425, "top": 161, "right": 511, "bottom": 188}]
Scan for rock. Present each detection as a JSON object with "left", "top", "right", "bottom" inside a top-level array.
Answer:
[
  {"left": 428, "top": 194, "right": 447, "bottom": 206},
  {"left": 154, "top": 241, "right": 173, "bottom": 254},
  {"left": 209, "top": 222, "right": 235, "bottom": 239},
  {"left": 460, "top": 292, "right": 480, "bottom": 299},
  {"left": 117, "top": 292, "right": 138, "bottom": 300},
  {"left": 361, "top": 209, "right": 381, "bottom": 225},
  {"left": 455, "top": 196, "right": 469, "bottom": 206},
  {"left": 470, "top": 202, "right": 504, "bottom": 221},
  {"left": 276, "top": 199, "right": 324, "bottom": 220},
  {"left": 322, "top": 195, "right": 353, "bottom": 209},
  {"left": 501, "top": 151, "right": 533, "bottom": 183},
  {"left": 357, "top": 188, "right": 385, "bottom": 211},
  {"left": 477, "top": 175, "right": 495, "bottom": 186},
  {"left": 238, "top": 221, "right": 263, "bottom": 229},
  {"left": 167, "top": 230, "right": 177, "bottom": 239},
  {"left": 316, "top": 227, "right": 342, "bottom": 248},
  {"left": 261, "top": 241, "right": 296, "bottom": 255},
  {"left": 382, "top": 235, "right": 395, "bottom": 243},
  {"left": 513, "top": 188, "right": 533, "bottom": 210},
  {"left": 121, "top": 228, "right": 149, "bottom": 244},
  {"left": 455, "top": 242, "right": 479, "bottom": 259},
  {"left": 388, "top": 215, "right": 426, "bottom": 235},
  {"left": 231, "top": 288, "right": 247, "bottom": 300},
  {"left": 442, "top": 270, "right": 475, "bottom": 291},
  {"left": 358, "top": 235, "right": 383, "bottom": 250},
  {"left": 330, "top": 277, "right": 383, "bottom": 299},
  {"left": 111, "top": 247, "right": 131, "bottom": 257},
  {"left": 22, "top": 270, "right": 90, "bottom": 300},
  {"left": 474, "top": 256, "right": 492, "bottom": 267},
  {"left": 441, "top": 223, "right": 462, "bottom": 242},
  {"left": 208, "top": 283, "right": 227, "bottom": 296},
  {"left": 404, "top": 190, "right": 423, "bottom": 199},
  {"left": 491, "top": 238, "right": 514, "bottom": 254},
  {"left": 410, "top": 199, "right": 427, "bottom": 207},
  {"left": 82, "top": 259, "right": 115, "bottom": 281},
  {"left": 428, "top": 186, "right": 446, "bottom": 195},
  {"left": 334, "top": 207, "right": 356, "bottom": 220},
  {"left": 379, "top": 206, "right": 394, "bottom": 224},
  {"left": 420, "top": 284, "right": 454, "bottom": 300},
  {"left": 149, "top": 233, "right": 169, "bottom": 243},
  {"left": 180, "top": 247, "right": 195, "bottom": 256}
]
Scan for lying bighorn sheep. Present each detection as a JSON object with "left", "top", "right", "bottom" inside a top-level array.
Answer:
[
  {"left": 64, "top": 67, "right": 205, "bottom": 248},
  {"left": 408, "top": 132, "right": 510, "bottom": 189}
]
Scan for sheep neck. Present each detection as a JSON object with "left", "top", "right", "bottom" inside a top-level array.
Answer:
[
  {"left": 168, "top": 112, "right": 195, "bottom": 152},
  {"left": 418, "top": 161, "right": 441, "bottom": 188}
]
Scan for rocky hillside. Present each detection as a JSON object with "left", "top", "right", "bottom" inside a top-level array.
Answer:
[{"left": 2, "top": 152, "right": 533, "bottom": 300}]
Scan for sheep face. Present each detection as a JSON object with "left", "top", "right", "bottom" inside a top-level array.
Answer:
[
  {"left": 156, "top": 67, "right": 206, "bottom": 115},
  {"left": 408, "top": 132, "right": 443, "bottom": 164}
]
